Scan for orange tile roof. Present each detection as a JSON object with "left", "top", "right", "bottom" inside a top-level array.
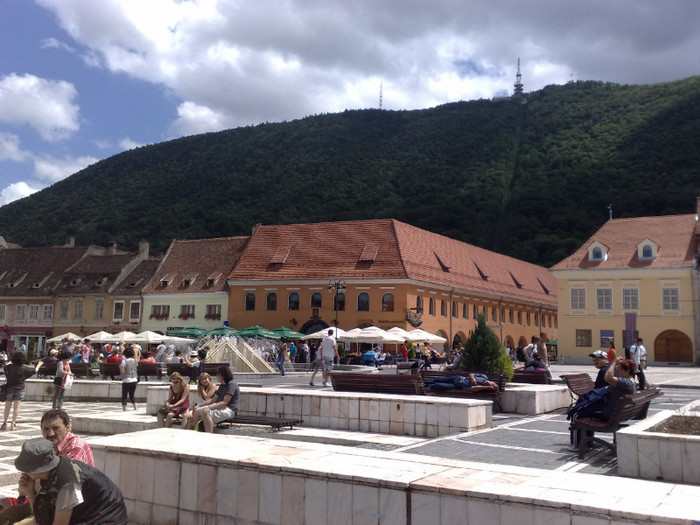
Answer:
[
  {"left": 230, "top": 219, "right": 556, "bottom": 306},
  {"left": 143, "top": 237, "right": 249, "bottom": 294},
  {"left": 550, "top": 214, "right": 697, "bottom": 271}
]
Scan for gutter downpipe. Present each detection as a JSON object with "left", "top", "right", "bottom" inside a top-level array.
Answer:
[
  {"left": 449, "top": 288, "right": 454, "bottom": 347},
  {"left": 499, "top": 297, "right": 504, "bottom": 345}
]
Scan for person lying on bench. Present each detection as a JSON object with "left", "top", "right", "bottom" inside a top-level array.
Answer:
[{"left": 424, "top": 373, "right": 498, "bottom": 392}]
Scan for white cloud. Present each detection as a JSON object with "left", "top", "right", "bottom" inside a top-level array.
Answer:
[
  {"left": 0, "top": 73, "right": 80, "bottom": 142},
  {"left": 0, "top": 182, "right": 42, "bottom": 206},
  {"left": 172, "top": 101, "right": 226, "bottom": 136},
  {"left": 0, "top": 133, "right": 31, "bottom": 162},
  {"left": 33, "top": 154, "right": 99, "bottom": 183},
  {"left": 119, "top": 137, "right": 142, "bottom": 150}
]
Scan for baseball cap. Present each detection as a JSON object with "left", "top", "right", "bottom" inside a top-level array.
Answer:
[
  {"left": 589, "top": 350, "right": 607, "bottom": 359},
  {"left": 15, "top": 438, "right": 60, "bottom": 474}
]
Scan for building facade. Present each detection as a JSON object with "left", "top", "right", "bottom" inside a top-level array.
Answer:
[{"left": 551, "top": 208, "right": 699, "bottom": 364}]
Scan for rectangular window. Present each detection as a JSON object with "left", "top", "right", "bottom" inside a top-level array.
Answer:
[
  {"left": 576, "top": 329, "right": 592, "bottom": 347},
  {"left": 526, "top": 312, "right": 531, "bottom": 326},
  {"left": 60, "top": 300, "right": 69, "bottom": 319},
  {"left": 205, "top": 304, "right": 221, "bottom": 320},
  {"left": 42, "top": 305, "right": 53, "bottom": 321},
  {"left": 517, "top": 311, "right": 522, "bottom": 325},
  {"left": 129, "top": 301, "right": 141, "bottom": 321},
  {"left": 596, "top": 288, "right": 612, "bottom": 310},
  {"left": 662, "top": 288, "right": 679, "bottom": 311},
  {"left": 509, "top": 310, "right": 514, "bottom": 324},
  {"left": 74, "top": 299, "right": 83, "bottom": 319},
  {"left": 113, "top": 301, "right": 124, "bottom": 320},
  {"left": 16, "top": 305, "right": 25, "bottom": 320},
  {"left": 179, "top": 305, "right": 195, "bottom": 319},
  {"left": 622, "top": 288, "right": 639, "bottom": 310},
  {"left": 151, "top": 305, "right": 170, "bottom": 320},
  {"left": 29, "top": 305, "right": 39, "bottom": 320},
  {"left": 95, "top": 298, "right": 104, "bottom": 319},
  {"left": 570, "top": 288, "right": 586, "bottom": 310},
  {"left": 0, "top": 305, "right": 5, "bottom": 320}
]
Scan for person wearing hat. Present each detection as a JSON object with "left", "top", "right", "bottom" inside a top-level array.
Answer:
[
  {"left": 589, "top": 350, "right": 612, "bottom": 388},
  {"left": 15, "top": 437, "right": 126, "bottom": 525}
]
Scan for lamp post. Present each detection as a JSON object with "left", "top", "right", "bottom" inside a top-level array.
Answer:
[{"left": 328, "top": 279, "right": 347, "bottom": 329}]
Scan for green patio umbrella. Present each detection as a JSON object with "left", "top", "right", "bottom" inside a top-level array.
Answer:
[
  {"left": 236, "top": 325, "right": 281, "bottom": 339},
  {"left": 165, "top": 327, "right": 209, "bottom": 338},
  {"left": 272, "top": 326, "right": 305, "bottom": 340},
  {"left": 207, "top": 326, "right": 239, "bottom": 336}
]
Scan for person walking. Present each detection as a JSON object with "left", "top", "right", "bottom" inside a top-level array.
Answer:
[
  {"left": 119, "top": 347, "right": 138, "bottom": 411},
  {"left": 276, "top": 338, "right": 288, "bottom": 376},
  {"left": 52, "top": 351, "right": 74, "bottom": 410},
  {"left": 319, "top": 329, "right": 340, "bottom": 387},
  {"left": 2, "top": 352, "right": 43, "bottom": 431},
  {"left": 629, "top": 338, "right": 647, "bottom": 390}
]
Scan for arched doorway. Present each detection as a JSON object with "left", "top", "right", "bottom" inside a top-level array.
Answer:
[
  {"left": 452, "top": 332, "right": 466, "bottom": 350},
  {"left": 300, "top": 319, "right": 328, "bottom": 335},
  {"left": 654, "top": 330, "right": 693, "bottom": 362},
  {"left": 517, "top": 336, "right": 528, "bottom": 347},
  {"left": 505, "top": 335, "right": 515, "bottom": 349}
]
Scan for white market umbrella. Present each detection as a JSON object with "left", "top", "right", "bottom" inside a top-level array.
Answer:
[
  {"left": 133, "top": 331, "right": 166, "bottom": 344},
  {"left": 105, "top": 331, "right": 138, "bottom": 343},
  {"left": 387, "top": 327, "right": 412, "bottom": 340},
  {"left": 47, "top": 332, "right": 82, "bottom": 343},
  {"left": 349, "top": 326, "right": 404, "bottom": 344},
  {"left": 407, "top": 329, "right": 447, "bottom": 344},
  {"left": 301, "top": 327, "right": 350, "bottom": 341},
  {"left": 83, "top": 331, "right": 115, "bottom": 343}
]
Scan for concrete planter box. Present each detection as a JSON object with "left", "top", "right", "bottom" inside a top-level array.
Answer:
[{"left": 617, "top": 403, "right": 700, "bottom": 484}]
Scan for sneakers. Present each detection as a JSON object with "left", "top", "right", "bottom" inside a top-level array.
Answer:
[
  {"left": 568, "top": 445, "right": 580, "bottom": 452},
  {"left": 322, "top": 381, "right": 327, "bottom": 387}
]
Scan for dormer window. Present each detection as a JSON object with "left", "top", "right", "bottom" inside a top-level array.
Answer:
[
  {"left": 636, "top": 238, "right": 658, "bottom": 260},
  {"left": 587, "top": 241, "right": 608, "bottom": 262},
  {"left": 160, "top": 274, "right": 174, "bottom": 287}
]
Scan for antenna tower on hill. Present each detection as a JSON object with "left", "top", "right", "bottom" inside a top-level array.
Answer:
[
  {"left": 379, "top": 82, "right": 383, "bottom": 110},
  {"left": 512, "top": 58, "right": 526, "bottom": 103}
]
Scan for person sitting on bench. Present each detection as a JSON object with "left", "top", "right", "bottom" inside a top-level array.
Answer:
[{"left": 424, "top": 373, "right": 498, "bottom": 392}]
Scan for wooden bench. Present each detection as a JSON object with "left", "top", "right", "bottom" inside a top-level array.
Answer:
[
  {"left": 395, "top": 361, "right": 420, "bottom": 375},
  {"left": 37, "top": 362, "right": 58, "bottom": 378},
  {"left": 137, "top": 362, "right": 163, "bottom": 381},
  {"left": 99, "top": 362, "right": 122, "bottom": 379},
  {"left": 330, "top": 372, "right": 426, "bottom": 395},
  {"left": 421, "top": 370, "right": 506, "bottom": 412},
  {"left": 570, "top": 387, "right": 662, "bottom": 459},
  {"left": 166, "top": 362, "right": 231, "bottom": 379},
  {"left": 69, "top": 362, "right": 93, "bottom": 379},
  {"left": 560, "top": 373, "right": 595, "bottom": 407},
  {"left": 215, "top": 415, "right": 303, "bottom": 431},
  {"left": 511, "top": 369, "right": 552, "bottom": 384}
]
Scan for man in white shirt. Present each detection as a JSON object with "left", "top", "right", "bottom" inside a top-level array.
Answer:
[
  {"left": 319, "top": 329, "right": 340, "bottom": 387},
  {"left": 629, "top": 338, "right": 647, "bottom": 390}
]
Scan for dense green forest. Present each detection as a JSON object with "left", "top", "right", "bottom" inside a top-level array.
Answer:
[{"left": 0, "top": 77, "right": 698, "bottom": 267}]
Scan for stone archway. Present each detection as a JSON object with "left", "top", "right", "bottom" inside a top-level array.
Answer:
[
  {"left": 300, "top": 319, "right": 328, "bottom": 335},
  {"left": 654, "top": 330, "right": 693, "bottom": 362},
  {"left": 517, "top": 336, "right": 528, "bottom": 347},
  {"left": 505, "top": 335, "right": 515, "bottom": 349}
]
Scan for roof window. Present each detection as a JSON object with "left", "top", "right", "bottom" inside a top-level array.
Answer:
[
  {"left": 359, "top": 244, "right": 379, "bottom": 263},
  {"left": 587, "top": 241, "right": 608, "bottom": 262},
  {"left": 637, "top": 238, "right": 658, "bottom": 260}
]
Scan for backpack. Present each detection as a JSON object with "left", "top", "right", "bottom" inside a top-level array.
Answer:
[{"left": 515, "top": 346, "right": 526, "bottom": 362}]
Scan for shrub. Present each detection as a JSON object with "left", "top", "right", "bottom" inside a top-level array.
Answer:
[{"left": 460, "top": 313, "right": 514, "bottom": 380}]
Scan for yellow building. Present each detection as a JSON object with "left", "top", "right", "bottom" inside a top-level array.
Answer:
[
  {"left": 227, "top": 219, "right": 557, "bottom": 351},
  {"left": 551, "top": 208, "right": 699, "bottom": 364}
]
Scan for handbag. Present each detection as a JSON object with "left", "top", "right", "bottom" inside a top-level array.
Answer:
[{"left": 0, "top": 383, "right": 5, "bottom": 402}]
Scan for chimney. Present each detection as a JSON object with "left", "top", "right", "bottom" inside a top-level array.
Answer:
[
  {"left": 138, "top": 240, "right": 149, "bottom": 257},
  {"left": 65, "top": 236, "right": 75, "bottom": 247},
  {"left": 107, "top": 240, "right": 117, "bottom": 255},
  {"left": 696, "top": 196, "right": 700, "bottom": 220},
  {"left": 252, "top": 223, "right": 262, "bottom": 235}
]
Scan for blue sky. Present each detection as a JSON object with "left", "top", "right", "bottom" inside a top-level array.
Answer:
[{"left": 1, "top": 0, "right": 699, "bottom": 206}]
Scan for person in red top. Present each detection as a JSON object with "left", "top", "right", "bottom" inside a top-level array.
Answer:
[
  {"left": 105, "top": 348, "right": 122, "bottom": 364},
  {"left": 401, "top": 341, "right": 408, "bottom": 361},
  {"left": 607, "top": 341, "right": 617, "bottom": 363},
  {"left": 0, "top": 409, "right": 93, "bottom": 524}
]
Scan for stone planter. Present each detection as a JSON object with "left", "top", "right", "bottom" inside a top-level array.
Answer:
[{"left": 617, "top": 402, "right": 700, "bottom": 484}]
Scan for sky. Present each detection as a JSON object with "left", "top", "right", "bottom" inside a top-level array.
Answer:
[{"left": 1, "top": 1, "right": 698, "bottom": 207}]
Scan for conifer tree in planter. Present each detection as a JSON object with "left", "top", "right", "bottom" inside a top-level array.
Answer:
[{"left": 460, "top": 313, "right": 514, "bottom": 380}]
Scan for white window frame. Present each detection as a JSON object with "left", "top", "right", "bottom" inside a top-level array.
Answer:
[
  {"left": 129, "top": 301, "right": 141, "bottom": 322},
  {"left": 42, "top": 304, "right": 53, "bottom": 321},
  {"left": 60, "top": 299, "right": 69, "bottom": 319},
  {"left": 28, "top": 305, "right": 39, "bottom": 321},
  {"left": 74, "top": 298, "right": 83, "bottom": 319},
  {"left": 95, "top": 298, "right": 104, "bottom": 319},
  {"left": 113, "top": 300, "right": 125, "bottom": 321},
  {"left": 596, "top": 288, "right": 613, "bottom": 311},
  {"left": 622, "top": 288, "right": 639, "bottom": 311},
  {"left": 0, "top": 304, "right": 7, "bottom": 320},
  {"left": 662, "top": 287, "right": 680, "bottom": 312},
  {"left": 16, "top": 304, "right": 25, "bottom": 321},
  {"left": 570, "top": 288, "right": 586, "bottom": 311}
]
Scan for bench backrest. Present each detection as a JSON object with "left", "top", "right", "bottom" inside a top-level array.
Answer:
[
  {"left": 420, "top": 370, "right": 506, "bottom": 392},
  {"left": 69, "top": 362, "right": 91, "bottom": 377},
  {"left": 137, "top": 362, "right": 161, "bottom": 374},
  {"left": 560, "top": 373, "right": 595, "bottom": 396},
  {"left": 611, "top": 387, "right": 662, "bottom": 422},
  {"left": 99, "top": 362, "right": 122, "bottom": 375},
  {"left": 511, "top": 369, "right": 552, "bottom": 384},
  {"left": 38, "top": 362, "right": 58, "bottom": 376},
  {"left": 330, "top": 372, "right": 425, "bottom": 395}
]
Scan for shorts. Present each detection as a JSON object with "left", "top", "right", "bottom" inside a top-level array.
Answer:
[
  {"left": 209, "top": 407, "right": 237, "bottom": 424},
  {"left": 6, "top": 391, "right": 25, "bottom": 402},
  {"left": 322, "top": 357, "right": 334, "bottom": 372}
]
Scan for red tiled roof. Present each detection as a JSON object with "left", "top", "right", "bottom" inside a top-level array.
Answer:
[
  {"left": 550, "top": 214, "right": 697, "bottom": 271},
  {"left": 111, "top": 258, "right": 161, "bottom": 295},
  {"left": 230, "top": 219, "right": 556, "bottom": 306},
  {"left": 143, "top": 237, "right": 248, "bottom": 294}
]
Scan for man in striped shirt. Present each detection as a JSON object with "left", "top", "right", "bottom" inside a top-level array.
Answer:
[{"left": 0, "top": 409, "right": 93, "bottom": 524}]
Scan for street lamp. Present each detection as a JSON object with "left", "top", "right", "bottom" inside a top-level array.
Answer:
[{"left": 328, "top": 279, "right": 347, "bottom": 328}]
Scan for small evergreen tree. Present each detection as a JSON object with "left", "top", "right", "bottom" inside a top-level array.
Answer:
[{"left": 460, "top": 314, "right": 514, "bottom": 380}]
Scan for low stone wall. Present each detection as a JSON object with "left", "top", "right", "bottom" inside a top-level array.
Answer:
[
  {"left": 90, "top": 429, "right": 700, "bottom": 525},
  {"left": 147, "top": 387, "right": 492, "bottom": 437},
  {"left": 501, "top": 383, "right": 570, "bottom": 414}
]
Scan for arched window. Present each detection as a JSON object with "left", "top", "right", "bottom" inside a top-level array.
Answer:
[
  {"left": 473, "top": 304, "right": 478, "bottom": 318},
  {"left": 592, "top": 247, "right": 603, "bottom": 260},
  {"left": 266, "top": 293, "right": 277, "bottom": 311},
  {"left": 310, "top": 292, "right": 322, "bottom": 308},
  {"left": 462, "top": 303, "right": 468, "bottom": 318},
  {"left": 288, "top": 292, "right": 299, "bottom": 311},
  {"left": 429, "top": 298, "right": 435, "bottom": 315},
  {"left": 357, "top": 292, "right": 370, "bottom": 311},
  {"left": 491, "top": 307, "right": 497, "bottom": 321},
  {"left": 452, "top": 301, "right": 457, "bottom": 318},
  {"left": 509, "top": 310, "right": 514, "bottom": 324},
  {"left": 500, "top": 308, "right": 505, "bottom": 323},
  {"left": 381, "top": 293, "right": 394, "bottom": 312},
  {"left": 244, "top": 293, "right": 255, "bottom": 311},
  {"left": 534, "top": 313, "right": 539, "bottom": 327},
  {"left": 416, "top": 296, "right": 423, "bottom": 312},
  {"left": 334, "top": 292, "right": 346, "bottom": 311},
  {"left": 483, "top": 307, "right": 488, "bottom": 321},
  {"left": 440, "top": 300, "right": 447, "bottom": 317},
  {"left": 526, "top": 312, "right": 531, "bottom": 326},
  {"left": 642, "top": 245, "right": 653, "bottom": 258},
  {"left": 518, "top": 311, "right": 522, "bottom": 324}
]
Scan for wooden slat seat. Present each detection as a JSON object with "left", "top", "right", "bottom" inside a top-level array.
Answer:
[
  {"left": 570, "top": 387, "right": 662, "bottom": 459},
  {"left": 215, "top": 415, "right": 303, "bottom": 431},
  {"left": 511, "top": 369, "right": 552, "bottom": 384},
  {"left": 560, "top": 373, "right": 595, "bottom": 406},
  {"left": 330, "top": 372, "right": 426, "bottom": 395}
]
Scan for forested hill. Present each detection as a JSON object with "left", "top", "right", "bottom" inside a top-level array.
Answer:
[{"left": 1, "top": 77, "right": 699, "bottom": 267}]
